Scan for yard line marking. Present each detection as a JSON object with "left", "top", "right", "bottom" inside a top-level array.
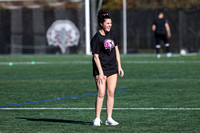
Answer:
[
  {"left": 113, "top": 108, "right": 200, "bottom": 110},
  {"left": 1, "top": 75, "right": 200, "bottom": 80},
  {"left": 0, "top": 61, "right": 90, "bottom": 65},
  {"left": 0, "top": 89, "right": 128, "bottom": 108},
  {"left": 124, "top": 60, "right": 200, "bottom": 64},
  {"left": 0, "top": 60, "right": 200, "bottom": 65},
  {"left": 0, "top": 108, "right": 200, "bottom": 110}
]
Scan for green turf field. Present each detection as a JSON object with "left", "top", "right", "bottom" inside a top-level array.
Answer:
[{"left": 0, "top": 54, "right": 200, "bottom": 133}]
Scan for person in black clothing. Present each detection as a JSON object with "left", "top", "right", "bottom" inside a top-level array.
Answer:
[
  {"left": 91, "top": 9, "right": 124, "bottom": 126},
  {"left": 152, "top": 12, "right": 172, "bottom": 58}
]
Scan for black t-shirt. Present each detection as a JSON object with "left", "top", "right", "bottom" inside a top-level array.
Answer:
[
  {"left": 153, "top": 18, "right": 168, "bottom": 35},
  {"left": 91, "top": 31, "right": 118, "bottom": 76}
]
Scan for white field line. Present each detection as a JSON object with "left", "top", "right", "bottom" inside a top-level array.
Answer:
[
  {"left": 0, "top": 60, "right": 200, "bottom": 65},
  {"left": 0, "top": 108, "right": 200, "bottom": 110},
  {"left": 0, "top": 61, "right": 90, "bottom": 65},
  {"left": 124, "top": 60, "right": 200, "bottom": 64}
]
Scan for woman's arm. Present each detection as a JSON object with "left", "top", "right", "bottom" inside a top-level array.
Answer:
[
  {"left": 115, "top": 46, "right": 124, "bottom": 77},
  {"left": 93, "top": 54, "right": 104, "bottom": 84},
  {"left": 152, "top": 24, "right": 156, "bottom": 32},
  {"left": 165, "top": 23, "right": 171, "bottom": 38}
]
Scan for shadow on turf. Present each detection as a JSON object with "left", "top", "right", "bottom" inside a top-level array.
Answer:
[{"left": 16, "top": 117, "right": 92, "bottom": 125}]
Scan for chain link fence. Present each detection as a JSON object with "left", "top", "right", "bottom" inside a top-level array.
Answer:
[
  {"left": 110, "top": 9, "right": 200, "bottom": 54},
  {"left": 0, "top": 1, "right": 85, "bottom": 54},
  {"left": 0, "top": 2, "right": 200, "bottom": 54}
]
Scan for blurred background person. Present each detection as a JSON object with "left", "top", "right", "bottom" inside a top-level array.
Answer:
[{"left": 152, "top": 11, "right": 171, "bottom": 58}]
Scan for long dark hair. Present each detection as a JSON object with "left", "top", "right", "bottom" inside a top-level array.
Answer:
[{"left": 97, "top": 9, "right": 111, "bottom": 28}]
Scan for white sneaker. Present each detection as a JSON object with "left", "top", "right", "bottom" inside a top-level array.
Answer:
[
  {"left": 167, "top": 52, "right": 172, "bottom": 57},
  {"left": 157, "top": 54, "right": 161, "bottom": 58},
  {"left": 105, "top": 118, "right": 119, "bottom": 126},
  {"left": 93, "top": 118, "right": 101, "bottom": 126}
]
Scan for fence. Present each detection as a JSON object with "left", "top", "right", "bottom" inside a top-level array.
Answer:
[
  {"left": 0, "top": 2, "right": 85, "bottom": 54},
  {"left": 124, "top": 9, "right": 200, "bottom": 53},
  {"left": 0, "top": 3, "right": 199, "bottom": 54}
]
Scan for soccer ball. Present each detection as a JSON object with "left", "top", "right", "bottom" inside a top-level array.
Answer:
[{"left": 180, "top": 49, "right": 187, "bottom": 56}]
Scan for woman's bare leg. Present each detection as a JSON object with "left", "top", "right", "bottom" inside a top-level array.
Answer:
[
  {"left": 106, "top": 74, "right": 117, "bottom": 118},
  {"left": 95, "top": 75, "right": 107, "bottom": 118}
]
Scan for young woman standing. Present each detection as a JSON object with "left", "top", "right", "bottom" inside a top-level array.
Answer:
[{"left": 91, "top": 10, "right": 124, "bottom": 126}]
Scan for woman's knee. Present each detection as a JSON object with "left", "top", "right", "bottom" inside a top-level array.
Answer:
[
  {"left": 97, "top": 92, "right": 105, "bottom": 98},
  {"left": 97, "top": 88, "right": 105, "bottom": 98},
  {"left": 107, "top": 90, "right": 114, "bottom": 98}
]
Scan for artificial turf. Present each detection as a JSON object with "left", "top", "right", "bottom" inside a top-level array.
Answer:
[{"left": 0, "top": 54, "right": 200, "bottom": 132}]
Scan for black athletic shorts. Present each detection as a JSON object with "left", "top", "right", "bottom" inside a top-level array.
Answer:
[
  {"left": 93, "top": 67, "right": 118, "bottom": 77},
  {"left": 155, "top": 33, "right": 169, "bottom": 45}
]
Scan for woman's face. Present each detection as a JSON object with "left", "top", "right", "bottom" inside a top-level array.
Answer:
[{"left": 101, "top": 18, "right": 112, "bottom": 33}]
